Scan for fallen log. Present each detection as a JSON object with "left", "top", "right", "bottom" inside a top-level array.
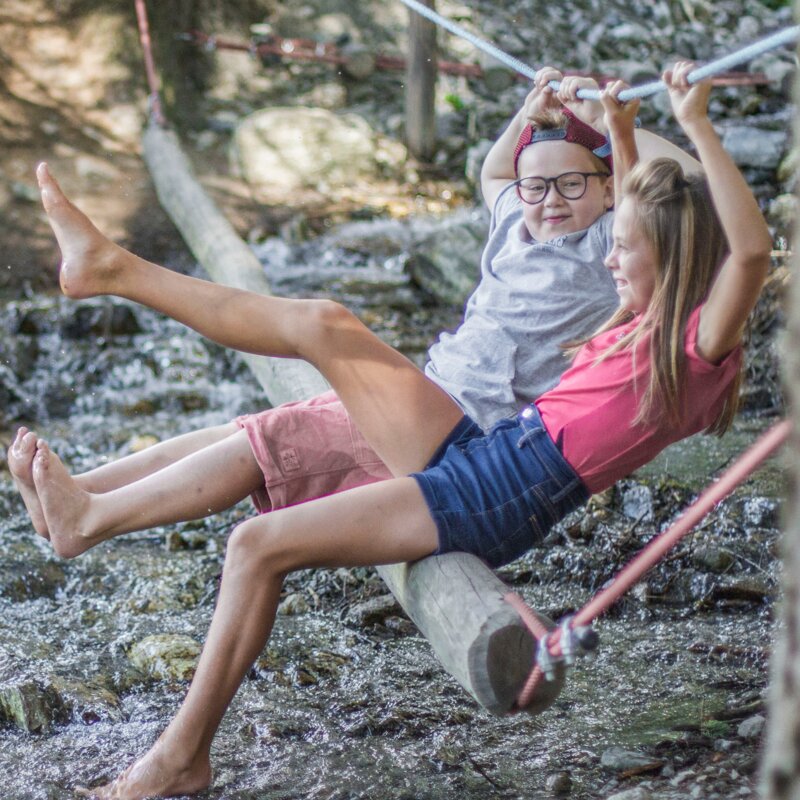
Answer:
[{"left": 141, "top": 121, "right": 556, "bottom": 715}]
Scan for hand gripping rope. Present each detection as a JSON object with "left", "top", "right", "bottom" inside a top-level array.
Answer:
[{"left": 505, "top": 420, "right": 791, "bottom": 713}]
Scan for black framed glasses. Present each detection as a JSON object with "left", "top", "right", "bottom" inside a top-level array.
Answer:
[{"left": 514, "top": 171, "right": 610, "bottom": 205}]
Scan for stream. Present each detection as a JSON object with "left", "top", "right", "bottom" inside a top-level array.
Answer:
[{"left": 0, "top": 216, "right": 784, "bottom": 799}]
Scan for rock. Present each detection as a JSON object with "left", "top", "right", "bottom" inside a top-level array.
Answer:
[
  {"left": 545, "top": 769, "right": 572, "bottom": 795},
  {"left": 232, "top": 107, "right": 407, "bottom": 191},
  {"left": 621, "top": 484, "right": 654, "bottom": 522},
  {"left": 347, "top": 593, "right": 400, "bottom": 626},
  {"left": 600, "top": 746, "right": 662, "bottom": 772},
  {"left": 278, "top": 592, "right": 310, "bottom": 616},
  {"left": 50, "top": 677, "right": 122, "bottom": 724},
  {"left": 0, "top": 680, "right": 66, "bottom": 733},
  {"left": 0, "top": 558, "right": 66, "bottom": 601},
  {"left": 721, "top": 127, "right": 788, "bottom": 170},
  {"left": 742, "top": 497, "right": 779, "bottom": 528},
  {"left": 605, "top": 788, "right": 652, "bottom": 800},
  {"left": 128, "top": 634, "right": 202, "bottom": 681},
  {"left": 737, "top": 714, "right": 765, "bottom": 740},
  {"left": 406, "top": 209, "right": 487, "bottom": 305},
  {"left": 692, "top": 545, "right": 735, "bottom": 574}
]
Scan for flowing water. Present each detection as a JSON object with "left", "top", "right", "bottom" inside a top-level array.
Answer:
[{"left": 0, "top": 219, "right": 782, "bottom": 798}]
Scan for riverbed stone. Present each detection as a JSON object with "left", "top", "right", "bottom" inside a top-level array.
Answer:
[
  {"left": 50, "top": 677, "right": 122, "bottom": 724},
  {"left": 737, "top": 714, "right": 765, "bottom": 740},
  {"left": 128, "top": 634, "right": 202, "bottom": 681},
  {"left": 600, "top": 747, "right": 663, "bottom": 773},
  {"left": 0, "top": 680, "right": 66, "bottom": 733},
  {"left": 605, "top": 788, "right": 652, "bottom": 800}
]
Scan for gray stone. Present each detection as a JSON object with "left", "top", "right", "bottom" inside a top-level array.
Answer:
[
  {"left": 721, "top": 127, "right": 788, "bottom": 170},
  {"left": 600, "top": 746, "right": 661, "bottom": 772},
  {"left": 407, "top": 209, "right": 488, "bottom": 306},
  {"left": 737, "top": 714, "right": 766, "bottom": 740},
  {"left": 621, "top": 484, "right": 654, "bottom": 522},
  {"left": 0, "top": 680, "right": 66, "bottom": 733},
  {"left": 692, "top": 545, "right": 735, "bottom": 574}
]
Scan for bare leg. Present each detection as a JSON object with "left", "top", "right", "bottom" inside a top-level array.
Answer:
[
  {"left": 37, "top": 163, "right": 464, "bottom": 478},
  {"left": 32, "top": 428, "right": 263, "bottom": 558},
  {"left": 7, "top": 427, "right": 48, "bottom": 537},
  {"left": 9, "top": 422, "right": 240, "bottom": 539},
  {"left": 74, "top": 422, "right": 240, "bottom": 493},
  {"left": 76, "top": 475, "right": 438, "bottom": 799}
]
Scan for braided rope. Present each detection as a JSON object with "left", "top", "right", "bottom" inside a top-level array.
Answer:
[{"left": 396, "top": 0, "right": 798, "bottom": 100}]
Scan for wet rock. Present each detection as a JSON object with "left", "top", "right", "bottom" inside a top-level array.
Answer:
[
  {"left": 692, "top": 545, "right": 735, "bottom": 574},
  {"left": 59, "top": 302, "right": 142, "bottom": 340},
  {"left": 737, "top": 714, "right": 765, "bottom": 740},
  {"left": 128, "top": 634, "right": 201, "bottom": 681},
  {"left": 742, "top": 497, "right": 779, "bottom": 528},
  {"left": 605, "top": 788, "right": 652, "bottom": 800},
  {"left": 278, "top": 592, "right": 310, "bottom": 616},
  {"left": 0, "top": 558, "right": 66, "bottom": 601},
  {"left": 347, "top": 594, "right": 401, "bottom": 626},
  {"left": 545, "top": 769, "right": 572, "bottom": 795},
  {"left": 600, "top": 747, "right": 663, "bottom": 773},
  {"left": 0, "top": 680, "right": 66, "bottom": 733},
  {"left": 50, "top": 677, "right": 122, "bottom": 724},
  {"left": 621, "top": 484, "right": 654, "bottom": 522}
]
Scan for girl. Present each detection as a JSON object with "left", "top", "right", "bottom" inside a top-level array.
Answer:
[{"left": 31, "top": 61, "right": 769, "bottom": 799}]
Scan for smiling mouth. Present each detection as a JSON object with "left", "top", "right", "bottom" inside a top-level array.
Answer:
[{"left": 544, "top": 215, "right": 569, "bottom": 224}]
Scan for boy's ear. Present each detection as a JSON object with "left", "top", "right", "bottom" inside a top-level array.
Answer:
[{"left": 603, "top": 178, "right": 615, "bottom": 210}]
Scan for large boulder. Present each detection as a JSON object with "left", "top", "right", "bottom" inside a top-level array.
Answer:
[{"left": 232, "top": 107, "right": 407, "bottom": 191}]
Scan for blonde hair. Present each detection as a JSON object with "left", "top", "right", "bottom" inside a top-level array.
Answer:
[{"left": 583, "top": 157, "right": 740, "bottom": 434}]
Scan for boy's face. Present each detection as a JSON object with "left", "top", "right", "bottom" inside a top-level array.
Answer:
[{"left": 516, "top": 141, "right": 613, "bottom": 242}]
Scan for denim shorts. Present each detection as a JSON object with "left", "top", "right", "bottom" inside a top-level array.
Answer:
[{"left": 411, "top": 405, "right": 589, "bottom": 568}]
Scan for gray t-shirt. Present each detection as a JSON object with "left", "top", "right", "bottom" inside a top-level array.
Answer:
[{"left": 425, "top": 183, "right": 619, "bottom": 430}]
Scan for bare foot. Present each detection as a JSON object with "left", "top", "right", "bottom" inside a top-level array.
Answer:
[
  {"left": 36, "top": 162, "right": 122, "bottom": 298},
  {"left": 7, "top": 427, "right": 49, "bottom": 538},
  {"left": 74, "top": 739, "right": 212, "bottom": 799},
  {"left": 31, "top": 440, "right": 99, "bottom": 559}
]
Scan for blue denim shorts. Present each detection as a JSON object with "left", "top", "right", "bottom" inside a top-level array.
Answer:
[{"left": 411, "top": 405, "right": 589, "bottom": 568}]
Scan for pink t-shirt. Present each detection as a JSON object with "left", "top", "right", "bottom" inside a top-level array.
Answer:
[{"left": 535, "top": 305, "right": 742, "bottom": 493}]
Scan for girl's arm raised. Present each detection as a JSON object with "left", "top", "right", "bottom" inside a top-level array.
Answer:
[{"left": 667, "top": 63, "right": 772, "bottom": 364}]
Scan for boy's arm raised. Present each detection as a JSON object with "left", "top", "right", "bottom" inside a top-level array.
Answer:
[
  {"left": 667, "top": 64, "right": 772, "bottom": 364},
  {"left": 479, "top": 67, "right": 562, "bottom": 211}
]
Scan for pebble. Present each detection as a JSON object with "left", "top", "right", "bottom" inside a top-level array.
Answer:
[{"left": 736, "top": 714, "right": 766, "bottom": 740}]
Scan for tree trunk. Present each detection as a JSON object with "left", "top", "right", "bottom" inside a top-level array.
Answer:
[{"left": 759, "top": 50, "right": 799, "bottom": 796}]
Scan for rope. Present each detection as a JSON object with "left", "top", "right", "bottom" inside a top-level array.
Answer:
[
  {"left": 396, "top": 0, "right": 799, "bottom": 101},
  {"left": 508, "top": 419, "right": 791, "bottom": 710},
  {"left": 134, "top": 0, "right": 166, "bottom": 126}
]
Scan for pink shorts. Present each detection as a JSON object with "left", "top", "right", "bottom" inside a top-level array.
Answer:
[{"left": 235, "top": 390, "right": 393, "bottom": 512}]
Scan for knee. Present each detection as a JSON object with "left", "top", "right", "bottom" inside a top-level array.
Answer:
[
  {"left": 294, "top": 299, "right": 360, "bottom": 359},
  {"left": 225, "top": 518, "right": 285, "bottom": 578}
]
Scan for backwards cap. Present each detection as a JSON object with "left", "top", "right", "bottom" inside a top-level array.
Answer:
[{"left": 513, "top": 107, "right": 613, "bottom": 175}]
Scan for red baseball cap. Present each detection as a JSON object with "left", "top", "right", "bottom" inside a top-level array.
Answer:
[{"left": 513, "top": 108, "right": 613, "bottom": 175}]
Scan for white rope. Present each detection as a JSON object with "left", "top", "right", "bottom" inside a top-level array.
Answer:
[{"left": 396, "top": 0, "right": 799, "bottom": 100}]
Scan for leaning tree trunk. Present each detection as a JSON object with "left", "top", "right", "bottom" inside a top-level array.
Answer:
[{"left": 759, "top": 53, "right": 800, "bottom": 797}]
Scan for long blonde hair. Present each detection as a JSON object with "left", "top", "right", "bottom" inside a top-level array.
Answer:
[{"left": 584, "top": 158, "right": 740, "bottom": 434}]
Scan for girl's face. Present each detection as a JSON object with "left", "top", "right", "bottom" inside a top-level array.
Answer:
[
  {"left": 605, "top": 197, "right": 657, "bottom": 314},
  {"left": 516, "top": 141, "right": 613, "bottom": 242}
]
